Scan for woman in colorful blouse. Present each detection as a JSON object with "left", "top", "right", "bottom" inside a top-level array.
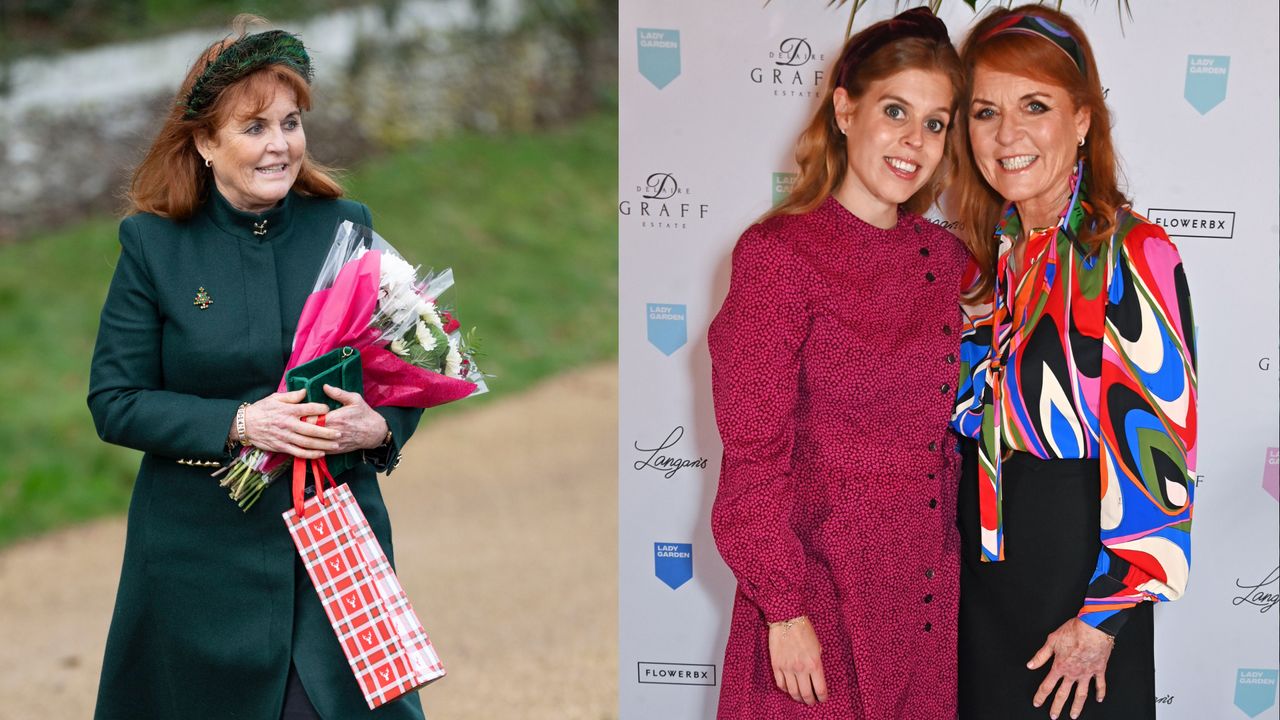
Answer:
[
  {"left": 950, "top": 6, "right": 1196, "bottom": 720},
  {"left": 709, "top": 9, "right": 969, "bottom": 719}
]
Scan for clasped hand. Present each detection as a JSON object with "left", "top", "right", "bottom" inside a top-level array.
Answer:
[
  {"left": 243, "top": 385, "right": 387, "bottom": 459},
  {"left": 1028, "top": 618, "right": 1114, "bottom": 720}
]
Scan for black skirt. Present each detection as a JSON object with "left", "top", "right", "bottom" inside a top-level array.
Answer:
[{"left": 957, "top": 440, "right": 1155, "bottom": 720}]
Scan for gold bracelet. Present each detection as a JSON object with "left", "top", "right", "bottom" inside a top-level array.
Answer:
[
  {"left": 769, "top": 616, "right": 808, "bottom": 636},
  {"left": 235, "top": 402, "right": 251, "bottom": 445}
]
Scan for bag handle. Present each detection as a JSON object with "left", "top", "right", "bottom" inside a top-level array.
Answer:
[{"left": 292, "top": 415, "right": 338, "bottom": 518}]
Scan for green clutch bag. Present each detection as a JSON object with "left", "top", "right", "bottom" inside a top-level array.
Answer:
[{"left": 285, "top": 346, "right": 363, "bottom": 476}]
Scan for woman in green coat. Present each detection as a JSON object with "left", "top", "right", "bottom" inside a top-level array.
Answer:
[{"left": 88, "top": 22, "right": 426, "bottom": 720}]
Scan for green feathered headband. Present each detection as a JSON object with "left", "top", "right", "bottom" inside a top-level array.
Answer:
[{"left": 182, "top": 29, "right": 313, "bottom": 119}]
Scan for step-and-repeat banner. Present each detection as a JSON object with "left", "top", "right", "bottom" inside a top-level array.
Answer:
[{"left": 618, "top": 2, "right": 1279, "bottom": 718}]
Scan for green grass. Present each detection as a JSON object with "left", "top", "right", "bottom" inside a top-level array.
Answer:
[{"left": 0, "top": 109, "right": 617, "bottom": 547}]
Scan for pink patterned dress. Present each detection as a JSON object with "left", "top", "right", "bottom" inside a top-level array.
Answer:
[{"left": 708, "top": 196, "right": 968, "bottom": 720}]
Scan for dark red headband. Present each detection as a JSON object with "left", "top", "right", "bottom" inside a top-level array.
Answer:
[{"left": 834, "top": 7, "right": 951, "bottom": 89}]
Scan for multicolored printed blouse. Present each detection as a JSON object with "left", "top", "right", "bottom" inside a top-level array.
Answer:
[{"left": 950, "top": 165, "right": 1198, "bottom": 634}]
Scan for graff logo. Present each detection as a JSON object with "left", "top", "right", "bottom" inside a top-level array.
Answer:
[
  {"left": 1233, "top": 566, "right": 1279, "bottom": 614},
  {"left": 773, "top": 38, "right": 815, "bottom": 66},
  {"left": 619, "top": 173, "right": 709, "bottom": 230},
  {"left": 642, "top": 173, "right": 679, "bottom": 200},
  {"left": 633, "top": 426, "right": 709, "bottom": 478},
  {"left": 751, "top": 36, "right": 825, "bottom": 98}
]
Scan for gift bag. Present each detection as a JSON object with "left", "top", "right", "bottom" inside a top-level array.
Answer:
[{"left": 283, "top": 457, "right": 445, "bottom": 709}]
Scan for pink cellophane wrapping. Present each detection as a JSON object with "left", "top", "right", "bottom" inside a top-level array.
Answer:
[{"left": 283, "top": 484, "right": 445, "bottom": 709}]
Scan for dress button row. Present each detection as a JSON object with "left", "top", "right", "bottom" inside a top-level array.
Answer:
[
  {"left": 919, "top": 246, "right": 929, "bottom": 256},
  {"left": 928, "top": 441, "right": 937, "bottom": 452},
  {"left": 925, "top": 272, "right": 936, "bottom": 282},
  {"left": 945, "top": 353, "right": 956, "bottom": 364},
  {"left": 928, "top": 498, "right": 938, "bottom": 509},
  {"left": 924, "top": 594, "right": 933, "bottom": 603},
  {"left": 924, "top": 622, "right": 933, "bottom": 632},
  {"left": 942, "top": 324, "right": 953, "bottom": 335},
  {"left": 925, "top": 568, "right": 935, "bottom": 579},
  {"left": 940, "top": 383, "right": 951, "bottom": 395}
]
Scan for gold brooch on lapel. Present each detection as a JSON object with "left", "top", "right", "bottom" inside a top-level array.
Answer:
[{"left": 194, "top": 287, "right": 213, "bottom": 310}]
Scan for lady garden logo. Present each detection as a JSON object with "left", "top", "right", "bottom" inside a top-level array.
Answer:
[
  {"left": 1185, "top": 55, "right": 1229, "bottom": 114},
  {"left": 647, "top": 303, "right": 687, "bottom": 356},
  {"left": 654, "top": 542, "right": 693, "bottom": 590},
  {"left": 1235, "top": 669, "right": 1278, "bottom": 718},
  {"left": 638, "top": 29, "right": 681, "bottom": 90},
  {"left": 750, "top": 36, "right": 826, "bottom": 98},
  {"left": 619, "top": 173, "right": 709, "bottom": 230}
]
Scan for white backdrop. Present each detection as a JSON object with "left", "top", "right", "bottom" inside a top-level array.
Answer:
[{"left": 618, "top": 2, "right": 1280, "bottom": 719}]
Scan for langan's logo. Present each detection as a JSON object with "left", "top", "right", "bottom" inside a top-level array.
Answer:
[
  {"left": 774, "top": 38, "right": 814, "bottom": 66},
  {"left": 642, "top": 173, "right": 679, "bottom": 200},
  {"left": 1145, "top": 208, "right": 1234, "bottom": 239},
  {"left": 1233, "top": 566, "right": 1278, "bottom": 614},
  {"left": 633, "top": 426, "right": 709, "bottom": 479}
]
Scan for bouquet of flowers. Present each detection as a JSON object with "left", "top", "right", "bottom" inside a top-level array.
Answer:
[{"left": 217, "top": 221, "right": 486, "bottom": 509}]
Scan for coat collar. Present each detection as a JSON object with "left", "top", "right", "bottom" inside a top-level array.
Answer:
[{"left": 205, "top": 185, "right": 295, "bottom": 242}]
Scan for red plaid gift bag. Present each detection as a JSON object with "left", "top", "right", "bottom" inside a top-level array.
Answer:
[{"left": 284, "top": 454, "right": 445, "bottom": 710}]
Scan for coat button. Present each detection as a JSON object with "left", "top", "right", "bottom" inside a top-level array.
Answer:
[
  {"left": 924, "top": 622, "right": 933, "bottom": 632},
  {"left": 946, "top": 353, "right": 956, "bottom": 364},
  {"left": 924, "top": 594, "right": 934, "bottom": 603},
  {"left": 925, "top": 272, "right": 936, "bottom": 282},
  {"left": 919, "top": 246, "right": 930, "bottom": 256},
  {"left": 929, "top": 498, "right": 938, "bottom": 509},
  {"left": 928, "top": 441, "right": 937, "bottom": 452},
  {"left": 925, "top": 568, "right": 935, "bottom": 579}
]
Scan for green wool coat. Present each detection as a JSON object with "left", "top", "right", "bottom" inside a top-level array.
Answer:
[{"left": 88, "top": 188, "right": 427, "bottom": 720}]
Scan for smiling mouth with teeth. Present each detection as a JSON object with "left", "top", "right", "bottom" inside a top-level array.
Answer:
[
  {"left": 886, "top": 157, "right": 919, "bottom": 174},
  {"left": 257, "top": 164, "right": 287, "bottom": 174},
  {"left": 999, "top": 155, "right": 1037, "bottom": 171}
]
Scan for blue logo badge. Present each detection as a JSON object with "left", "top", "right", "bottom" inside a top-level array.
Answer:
[
  {"left": 1185, "top": 55, "right": 1229, "bottom": 114},
  {"left": 773, "top": 172, "right": 797, "bottom": 206},
  {"left": 654, "top": 542, "right": 693, "bottom": 590},
  {"left": 1235, "top": 668, "right": 1278, "bottom": 717},
  {"left": 638, "top": 28, "right": 681, "bottom": 89},
  {"left": 647, "top": 303, "right": 687, "bottom": 356}
]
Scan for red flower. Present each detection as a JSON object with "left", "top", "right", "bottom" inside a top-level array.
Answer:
[{"left": 441, "top": 311, "right": 461, "bottom": 334}]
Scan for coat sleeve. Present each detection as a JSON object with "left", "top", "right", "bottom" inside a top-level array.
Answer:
[
  {"left": 707, "top": 224, "right": 813, "bottom": 624},
  {"left": 87, "top": 217, "right": 241, "bottom": 460},
  {"left": 359, "top": 202, "right": 425, "bottom": 474},
  {"left": 1079, "top": 222, "right": 1197, "bottom": 635}
]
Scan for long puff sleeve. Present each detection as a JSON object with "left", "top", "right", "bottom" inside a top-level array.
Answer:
[
  {"left": 87, "top": 217, "right": 242, "bottom": 460},
  {"left": 1080, "top": 220, "right": 1197, "bottom": 634},
  {"left": 708, "top": 225, "right": 814, "bottom": 623}
]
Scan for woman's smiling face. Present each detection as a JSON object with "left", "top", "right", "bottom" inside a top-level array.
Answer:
[
  {"left": 197, "top": 81, "right": 305, "bottom": 214},
  {"left": 967, "top": 65, "right": 1090, "bottom": 223}
]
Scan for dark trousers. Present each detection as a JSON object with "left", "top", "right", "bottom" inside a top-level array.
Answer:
[
  {"left": 281, "top": 664, "right": 323, "bottom": 720},
  {"left": 957, "top": 442, "right": 1156, "bottom": 720}
]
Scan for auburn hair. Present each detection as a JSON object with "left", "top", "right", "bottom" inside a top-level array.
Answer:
[
  {"left": 127, "top": 22, "right": 343, "bottom": 219},
  {"left": 767, "top": 27, "right": 963, "bottom": 221},
  {"left": 951, "top": 5, "right": 1127, "bottom": 297}
]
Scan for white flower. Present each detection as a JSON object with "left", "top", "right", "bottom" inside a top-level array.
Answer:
[
  {"left": 444, "top": 336, "right": 462, "bottom": 378},
  {"left": 418, "top": 299, "right": 443, "bottom": 328},
  {"left": 378, "top": 253, "right": 422, "bottom": 330},
  {"left": 390, "top": 338, "right": 411, "bottom": 357},
  {"left": 414, "top": 320, "right": 437, "bottom": 353}
]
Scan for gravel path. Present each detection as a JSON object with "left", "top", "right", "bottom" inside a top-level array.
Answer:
[{"left": 0, "top": 364, "right": 618, "bottom": 720}]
